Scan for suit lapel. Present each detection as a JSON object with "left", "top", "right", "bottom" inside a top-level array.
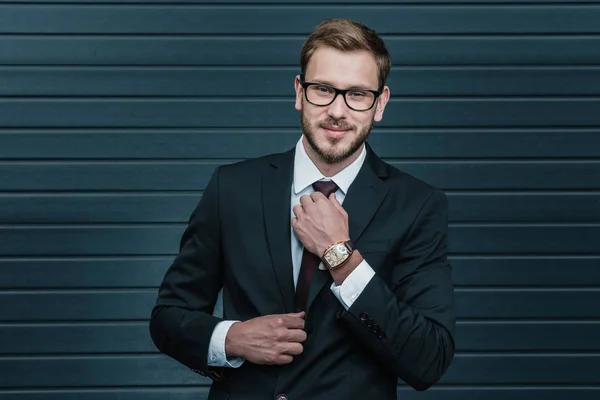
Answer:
[
  {"left": 262, "top": 149, "right": 296, "bottom": 313},
  {"left": 306, "top": 144, "right": 390, "bottom": 313}
]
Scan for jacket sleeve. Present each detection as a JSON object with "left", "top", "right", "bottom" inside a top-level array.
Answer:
[
  {"left": 336, "top": 189, "right": 456, "bottom": 391},
  {"left": 149, "top": 166, "right": 226, "bottom": 380}
]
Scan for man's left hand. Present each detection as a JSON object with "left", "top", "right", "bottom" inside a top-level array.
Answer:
[{"left": 291, "top": 191, "right": 349, "bottom": 257}]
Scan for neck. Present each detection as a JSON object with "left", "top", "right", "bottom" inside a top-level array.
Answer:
[{"left": 302, "top": 136, "right": 363, "bottom": 178}]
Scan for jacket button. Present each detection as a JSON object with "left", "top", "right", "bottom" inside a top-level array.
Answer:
[
  {"left": 366, "top": 319, "right": 373, "bottom": 327},
  {"left": 372, "top": 325, "right": 380, "bottom": 334},
  {"left": 359, "top": 312, "right": 368, "bottom": 321},
  {"left": 378, "top": 329, "right": 386, "bottom": 339},
  {"left": 276, "top": 395, "right": 288, "bottom": 400}
]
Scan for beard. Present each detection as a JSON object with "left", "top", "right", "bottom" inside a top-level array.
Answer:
[{"left": 300, "top": 107, "right": 375, "bottom": 164}]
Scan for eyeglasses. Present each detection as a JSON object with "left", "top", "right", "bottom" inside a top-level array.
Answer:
[{"left": 299, "top": 76, "right": 381, "bottom": 112}]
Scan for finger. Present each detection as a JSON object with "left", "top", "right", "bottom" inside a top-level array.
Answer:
[
  {"left": 286, "top": 328, "right": 308, "bottom": 343},
  {"left": 284, "top": 311, "right": 306, "bottom": 321},
  {"left": 280, "top": 315, "right": 306, "bottom": 329},
  {"left": 287, "top": 311, "right": 306, "bottom": 318},
  {"left": 310, "top": 191, "right": 326, "bottom": 201},
  {"left": 275, "top": 354, "right": 294, "bottom": 365},
  {"left": 281, "top": 342, "right": 304, "bottom": 356},
  {"left": 328, "top": 192, "right": 339, "bottom": 204},
  {"left": 292, "top": 204, "right": 304, "bottom": 218},
  {"left": 299, "top": 194, "right": 314, "bottom": 208},
  {"left": 329, "top": 193, "right": 346, "bottom": 214}
]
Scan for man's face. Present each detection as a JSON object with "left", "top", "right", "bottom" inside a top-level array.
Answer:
[{"left": 294, "top": 46, "right": 390, "bottom": 164}]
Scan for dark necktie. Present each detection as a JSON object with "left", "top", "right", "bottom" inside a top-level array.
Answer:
[{"left": 294, "top": 180, "right": 339, "bottom": 313}]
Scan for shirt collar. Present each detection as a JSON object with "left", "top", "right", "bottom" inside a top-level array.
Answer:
[{"left": 293, "top": 135, "right": 367, "bottom": 195}]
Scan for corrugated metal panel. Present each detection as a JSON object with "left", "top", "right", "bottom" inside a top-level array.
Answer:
[
  {"left": 1, "top": 1, "right": 599, "bottom": 399},
  {"left": 2, "top": 36, "right": 600, "bottom": 65}
]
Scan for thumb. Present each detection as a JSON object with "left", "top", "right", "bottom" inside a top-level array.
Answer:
[{"left": 329, "top": 193, "right": 345, "bottom": 213}]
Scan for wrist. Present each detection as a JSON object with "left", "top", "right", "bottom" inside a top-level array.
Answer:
[
  {"left": 224, "top": 321, "right": 243, "bottom": 358},
  {"left": 331, "top": 250, "right": 363, "bottom": 285}
]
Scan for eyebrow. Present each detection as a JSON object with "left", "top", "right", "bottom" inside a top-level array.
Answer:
[{"left": 309, "top": 78, "right": 376, "bottom": 90}]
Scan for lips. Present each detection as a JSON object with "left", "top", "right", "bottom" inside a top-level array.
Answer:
[
  {"left": 321, "top": 124, "right": 348, "bottom": 132},
  {"left": 320, "top": 123, "right": 351, "bottom": 139},
  {"left": 322, "top": 127, "right": 349, "bottom": 139}
]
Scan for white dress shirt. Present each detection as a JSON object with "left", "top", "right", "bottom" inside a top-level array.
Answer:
[{"left": 207, "top": 136, "right": 376, "bottom": 367}]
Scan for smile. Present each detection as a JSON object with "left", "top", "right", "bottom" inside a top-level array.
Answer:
[{"left": 321, "top": 125, "right": 351, "bottom": 139}]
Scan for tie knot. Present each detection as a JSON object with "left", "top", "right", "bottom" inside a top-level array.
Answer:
[{"left": 312, "top": 180, "right": 339, "bottom": 198}]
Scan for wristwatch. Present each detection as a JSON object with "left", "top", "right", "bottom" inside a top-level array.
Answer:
[{"left": 321, "top": 240, "right": 356, "bottom": 271}]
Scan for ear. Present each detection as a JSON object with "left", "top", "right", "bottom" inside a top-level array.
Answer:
[
  {"left": 373, "top": 85, "right": 390, "bottom": 123},
  {"left": 294, "top": 75, "right": 304, "bottom": 111}
]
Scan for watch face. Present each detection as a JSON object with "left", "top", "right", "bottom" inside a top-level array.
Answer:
[{"left": 324, "top": 244, "right": 349, "bottom": 267}]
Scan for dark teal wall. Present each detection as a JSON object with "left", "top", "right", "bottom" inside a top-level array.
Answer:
[{"left": 1, "top": 1, "right": 599, "bottom": 399}]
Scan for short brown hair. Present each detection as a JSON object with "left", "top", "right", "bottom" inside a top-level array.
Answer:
[{"left": 300, "top": 19, "right": 392, "bottom": 90}]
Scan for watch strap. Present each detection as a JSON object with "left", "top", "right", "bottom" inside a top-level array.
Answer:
[{"left": 345, "top": 239, "right": 356, "bottom": 252}]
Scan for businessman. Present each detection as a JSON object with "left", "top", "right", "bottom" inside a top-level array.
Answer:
[{"left": 150, "top": 18, "right": 455, "bottom": 400}]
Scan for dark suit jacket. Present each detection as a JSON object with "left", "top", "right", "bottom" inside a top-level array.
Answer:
[{"left": 149, "top": 143, "right": 455, "bottom": 400}]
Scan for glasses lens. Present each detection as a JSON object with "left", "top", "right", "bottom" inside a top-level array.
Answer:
[
  {"left": 306, "top": 85, "right": 335, "bottom": 106},
  {"left": 345, "top": 90, "right": 376, "bottom": 111}
]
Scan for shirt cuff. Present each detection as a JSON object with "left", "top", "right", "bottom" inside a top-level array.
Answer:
[
  {"left": 330, "top": 259, "right": 375, "bottom": 310},
  {"left": 207, "top": 320, "right": 245, "bottom": 368}
]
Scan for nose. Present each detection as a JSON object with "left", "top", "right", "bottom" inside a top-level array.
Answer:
[{"left": 326, "top": 93, "right": 348, "bottom": 120}]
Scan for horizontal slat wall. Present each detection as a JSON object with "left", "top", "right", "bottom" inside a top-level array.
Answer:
[
  {"left": 5, "top": 67, "right": 600, "bottom": 96},
  {"left": 1, "top": 225, "right": 599, "bottom": 255},
  {"left": 3, "top": 37, "right": 600, "bottom": 66},
  {"left": 2, "top": 161, "right": 599, "bottom": 190},
  {"left": 2, "top": 99, "right": 600, "bottom": 127},
  {"left": 3, "top": 321, "right": 600, "bottom": 353},
  {"left": 2, "top": 193, "right": 600, "bottom": 223},
  {"left": 1, "top": 354, "right": 600, "bottom": 386},
  {"left": 2, "top": 257, "right": 600, "bottom": 287},
  {"left": 3, "top": 288, "right": 600, "bottom": 321},
  {"left": 2, "top": 5, "right": 600, "bottom": 34},
  {"left": 3, "top": 0, "right": 600, "bottom": 3},
  {"left": 1, "top": 129, "right": 599, "bottom": 158},
  {"left": 1, "top": 389, "right": 600, "bottom": 400},
  {"left": 1, "top": 1, "right": 599, "bottom": 399}
]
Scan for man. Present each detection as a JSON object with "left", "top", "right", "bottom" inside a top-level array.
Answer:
[{"left": 150, "top": 18, "right": 455, "bottom": 400}]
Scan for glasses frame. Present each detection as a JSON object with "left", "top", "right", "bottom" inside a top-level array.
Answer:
[{"left": 299, "top": 75, "right": 382, "bottom": 112}]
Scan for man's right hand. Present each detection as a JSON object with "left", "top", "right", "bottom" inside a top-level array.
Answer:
[{"left": 224, "top": 312, "right": 307, "bottom": 365}]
